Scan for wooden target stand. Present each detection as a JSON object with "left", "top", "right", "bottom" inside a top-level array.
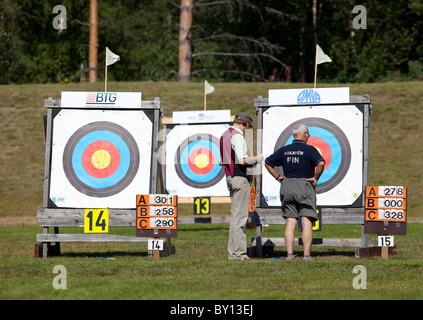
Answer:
[
  {"left": 161, "top": 114, "right": 237, "bottom": 225},
  {"left": 251, "top": 94, "right": 376, "bottom": 259},
  {"left": 35, "top": 96, "right": 169, "bottom": 258}
]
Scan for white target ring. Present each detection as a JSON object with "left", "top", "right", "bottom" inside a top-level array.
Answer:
[
  {"left": 262, "top": 105, "right": 363, "bottom": 206},
  {"left": 49, "top": 109, "right": 153, "bottom": 208},
  {"left": 166, "top": 124, "right": 230, "bottom": 197}
]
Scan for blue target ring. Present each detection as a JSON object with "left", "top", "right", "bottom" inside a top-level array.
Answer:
[
  {"left": 71, "top": 131, "right": 131, "bottom": 188},
  {"left": 63, "top": 121, "right": 139, "bottom": 197},
  {"left": 274, "top": 118, "right": 351, "bottom": 194},
  {"left": 175, "top": 134, "right": 225, "bottom": 188},
  {"left": 285, "top": 127, "right": 342, "bottom": 184},
  {"left": 179, "top": 140, "right": 222, "bottom": 183}
]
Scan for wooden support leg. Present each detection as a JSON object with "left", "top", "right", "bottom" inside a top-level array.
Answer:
[
  {"left": 42, "top": 227, "right": 49, "bottom": 258},
  {"left": 255, "top": 224, "right": 263, "bottom": 258}
]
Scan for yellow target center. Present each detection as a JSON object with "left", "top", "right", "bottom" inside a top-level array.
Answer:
[
  {"left": 314, "top": 146, "right": 323, "bottom": 156},
  {"left": 194, "top": 154, "right": 209, "bottom": 169},
  {"left": 92, "top": 150, "right": 111, "bottom": 169}
]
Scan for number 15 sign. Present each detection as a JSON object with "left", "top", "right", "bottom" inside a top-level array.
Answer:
[{"left": 135, "top": 194, "right": 178, "bottom": 238}]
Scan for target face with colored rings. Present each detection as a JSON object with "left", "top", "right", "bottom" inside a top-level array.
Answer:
[
  {"left": 175, "top": 134, "right": 224, "bottom": 189},
  {"left": 63, "top": 121, "right": 140, "bottom": 197},
  {"left": 274, "top": 118, "right": 351, "bottom": 194}
]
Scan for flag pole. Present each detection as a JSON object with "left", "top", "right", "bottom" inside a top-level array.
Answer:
[
  {"left": 204, "top": 80, "right": 207, "bottom": 111},
  {"left": 105, "top": 48, "right": 108, "bottom": 92},
  {"left": 314, "top": 44, "right": 318, "bottom": 89}
]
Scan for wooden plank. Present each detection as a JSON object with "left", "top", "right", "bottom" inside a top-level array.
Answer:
[
  {"left": 178, "top": 197, "right": 231, "bottom": 204},
  {"left": 250, "top": 237, "right": 374, "bottom": 248},
  {"left": 42, "top": 108, "right": 53, "bottom": 207},
  {"left": 178, "top": 216, "right": 231, "bottom": 224},
  {"left": 37, "top": 208, "right": 232, "bottom": 228},
  {"left": 355, "top": 246, "right": 397, "bottom": 259},
  {"left": 37, "top": 208, "right": 136, "bottom": 227},
  {"left": 253, "top": 207, "right": 365, "bottom": 225},
  {"left": 37, "top": 233, "right": 148, "bottom": 243}
]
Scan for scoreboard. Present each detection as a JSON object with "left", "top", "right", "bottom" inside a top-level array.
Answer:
[
  {"left": 364, "top": 186, "right": 407, "bottom": 235},
  {"left": 136, "top": 194, "right": 178, "bottom": 238}
]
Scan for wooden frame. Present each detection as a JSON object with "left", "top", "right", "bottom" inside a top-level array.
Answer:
[
  {"left": 252, "top": 94, "right": 373, "bottom": 258},
  {"left": 36, "top": 97, "right": 163, "bottom": 258}
]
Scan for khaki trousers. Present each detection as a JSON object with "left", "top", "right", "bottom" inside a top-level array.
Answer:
[{"left": 226, "top": 176, "right": 250, "bottom": 260}]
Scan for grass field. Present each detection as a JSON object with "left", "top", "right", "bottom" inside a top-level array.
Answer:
[
  {"left": 1, "top": 223, "right": 423, "bottom": 300},
  {"left": 0, "top": 81, "right": 422, "bottom": 301}
]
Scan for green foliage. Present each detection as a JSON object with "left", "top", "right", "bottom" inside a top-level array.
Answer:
[{"left": 1, "top": 0, "right": 423, "bottom": 83}]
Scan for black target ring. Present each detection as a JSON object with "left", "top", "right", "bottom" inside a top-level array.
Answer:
[
  {"left": 274, "top": 117, "right": 351, "bottom": 194},
  {"left": 174, "top": 133, "right": 225, "bottom": 189},
  {"left": 63, "top": 121, "right": 140, "bottom": 197}
]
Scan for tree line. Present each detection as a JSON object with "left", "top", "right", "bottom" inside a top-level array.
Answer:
[{"left": 1, "top": 0, "right": 423, "bottom": 84}]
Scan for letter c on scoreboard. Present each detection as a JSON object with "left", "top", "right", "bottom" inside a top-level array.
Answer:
[
  {"left": 365, "top": 210, "right": 377, "bottom": 221},
  {"left": 137, "top": 218, "right": 148, "bottom": 229}
]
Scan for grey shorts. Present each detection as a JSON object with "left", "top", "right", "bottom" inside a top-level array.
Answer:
[{"left": 279, "top": 178, "right": 318, "bottom": 222}]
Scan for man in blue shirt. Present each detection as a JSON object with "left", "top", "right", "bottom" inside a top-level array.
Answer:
[{"left": 264, "top": 124, "right": 325, "bottom": 260}]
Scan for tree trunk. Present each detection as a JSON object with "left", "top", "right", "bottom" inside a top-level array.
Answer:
[
  {"left": 178, "top": 0, "right": 193, "bottom": 82},
  {"left": 89, "top": 0, "right": 98, "bottom": 83},
  {"left": 312, "top": 0, "right": 318, "bottom": 46}
]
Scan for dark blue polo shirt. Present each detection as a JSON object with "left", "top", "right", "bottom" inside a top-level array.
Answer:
[{"left": 265, "top": 140, "right": 325, "bottom": 179}]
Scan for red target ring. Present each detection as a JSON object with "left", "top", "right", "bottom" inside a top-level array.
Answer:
[
  {"left": 81, "top": 140, "right": 121, "bottom": 179},
  {"left": 187, "top": 147, "right": 215, "bottom": 175},
  {"left": 308, "top": 136, "right": 331, "bottom": 171}
]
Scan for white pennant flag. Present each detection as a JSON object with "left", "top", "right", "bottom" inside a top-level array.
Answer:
[
  {"left": 205, "top": 80, "right": 215, "bottom": 94},
  {"left": 106, "top": 47, "right": 120, "bottom": 66},
  {"left": 316, "top": 45, "right": 332, "bottom": 65}
]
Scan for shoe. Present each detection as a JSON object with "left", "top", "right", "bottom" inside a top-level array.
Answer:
[
  {"left": 303, "top": 256, "right": 314, "bottom": 261},
  {"left": 286, "top": 254, "right": 297, "bottom": 261},
  {"left": 228, "top": 256, "right": 253, "bottom": 260}
]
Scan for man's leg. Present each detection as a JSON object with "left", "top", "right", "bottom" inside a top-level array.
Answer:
[
  {"left": 301, "top": 216, "right": 313, "bottom": 256},
  {"left": 285, "top": 217, "right": 297, "bottom": 257},
  {"left": 228, "top": 176, "right": 250, "bottom": 259}
]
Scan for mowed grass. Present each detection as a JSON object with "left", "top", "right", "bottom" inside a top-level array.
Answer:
[{"left": 1, "top": 223, "right": 423, "bottom": 300}]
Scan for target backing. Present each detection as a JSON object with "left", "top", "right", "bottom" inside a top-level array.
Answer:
[
  {"left": 166, "top": 124, "right": 230, "bottom": 197},
  {"left": 262, "top": 105, "right": 363, "bottom": 206},
  {"left": 49, "top": 109, "right": 153, "bottom": 208}
]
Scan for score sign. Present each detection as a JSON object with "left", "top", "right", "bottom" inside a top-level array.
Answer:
[
  {"left": 136, "top": 194, "right": 178, "bottom": 238},
  {"left": 249, "top": 187, "right": 256, "bottom": 215},
  {"left": 364, "top": 186, "right": 407, "bottom": 236},
  {"left": 365, "top": 186, "right": 407, "bottom": 222}
]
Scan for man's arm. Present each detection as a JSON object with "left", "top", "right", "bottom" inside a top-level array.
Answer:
[
  {"left": 232, "top": 134, "right": 263, "bottom": 165},
  {"left": 239, "top": 155, "right": 264, "bottom": 166},
  {"left": 264, "top": 162, "right": 284, "bottom": 183},
  {"left": 305, "top": 161, "right": 325, "bottom": 189}
]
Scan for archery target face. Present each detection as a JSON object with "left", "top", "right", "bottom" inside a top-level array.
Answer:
[
  {"left": 49, "top": 109, "right": 153, "bottom": 208},
  {"left": 166, "top": 124, "right": 230, "bottom": 197},
  {"left": 262, "top": 105, "right": 363, "bottom": 206}
]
